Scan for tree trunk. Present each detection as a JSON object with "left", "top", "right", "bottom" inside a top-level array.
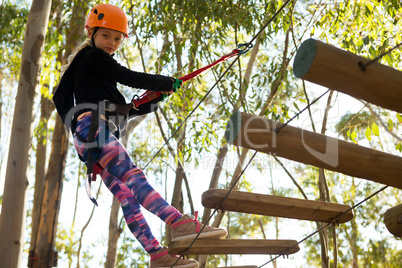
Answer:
[
  {"left": 198, "top": 34, "right": 264, "bottom": 268},
  {"left": 28, "top": 1, "right": 89, "bottom": 266},
  {"left": 198, "top": 25, "right": 292, "bottom": 267},
  {"left": 0, "top": 70, "right": 3, "bottom": 162},
  {"left": 31, "top": 116, "right": 68, "bottom": 268},
  {"left": 318, "top": 90, "right": 334, "bottom": 268},
  {"left": 0, "top": 0, "right": 51, "bottom": 267},
  {"left": 104, "top": 199, "right": 122, "bottom": 268},
  {"left": 171, "top": 128, "right": 186, "bottom": 212},
  {"left": 170, "top": 18, "right": 201, "bottom": 212},
  {"left": 29, "top": 93, "right": 54, "bottom": 263},
  {"left": 201, "top": 144, "right": 228, "bottom": 224}
]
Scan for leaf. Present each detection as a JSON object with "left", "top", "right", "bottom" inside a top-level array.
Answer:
[
  {"left": 396, "top": 142, "right": 402, "bottom": 152},
  {"left": 387, "top": 118, "right": 393, "bottom": 132},
  {"left": 293, "top": 102, "right": 300, "bottom": 111},
  {"left": 363, "top": 35, "right": 370, "bottom": 45},
  {"left": 365, "top": 126, "right": 372, "bottom": 141},
  {"left": 365, "top": 2, "right": 374, "bottom": 13},
  {"left": 371, "top": 122, "right": 380, "bottom": 136},
  {"left": 351, "top": 130, "right": 358, "bottom": 142},
  {"left": 396, "top": 113, "right": 402, "bottom": 123}
]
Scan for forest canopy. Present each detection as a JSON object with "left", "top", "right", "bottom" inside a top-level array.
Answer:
[{"left": 0, "top": 0, "right": 401, "bottom": 267}]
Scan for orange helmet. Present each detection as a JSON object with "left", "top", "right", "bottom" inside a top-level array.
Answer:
[{"left": 85, "top": 4, "right": 129, "bottom": 37}]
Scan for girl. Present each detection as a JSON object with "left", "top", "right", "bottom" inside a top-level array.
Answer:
[{"left": 53, "top": 4, "right": 227, "bottom": 268}]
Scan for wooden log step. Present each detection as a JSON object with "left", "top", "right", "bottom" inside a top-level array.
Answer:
[
  {"left": 293, "top": 38, "right": 402, "bottom": 113},
  {"left": 168, "top": 239, "right": 299, "bottom": 255},
  {"left": 202, "top": 189, "right": 353, "bottom": 223},
  {"left": 225, "top": 111, "right": 402, "bottom": 189},
  {"left": 384, "top": 204, "right": 402, "bottom": 237}
]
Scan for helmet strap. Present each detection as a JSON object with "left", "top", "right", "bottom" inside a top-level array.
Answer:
[{"left": 90, "top": 27, "right": 99, "bottom": 48}]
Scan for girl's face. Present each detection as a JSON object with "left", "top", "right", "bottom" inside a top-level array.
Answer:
[{"left": 88, "top": 27, "right": 124, "bottom": 55}]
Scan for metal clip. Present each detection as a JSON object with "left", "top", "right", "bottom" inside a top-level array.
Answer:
[{"left": 237, "top": 43, "right": 254, "bottom": 54}]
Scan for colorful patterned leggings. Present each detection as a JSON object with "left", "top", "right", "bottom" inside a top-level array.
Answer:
[{"left": 73, "top": 115, "right": 182, "bottom": 253}]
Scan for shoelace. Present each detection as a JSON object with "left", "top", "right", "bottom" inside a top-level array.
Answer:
[
  {"left": 150, "top": 248, "right": 181, "bottom": 261},
  {"left": 171, "top": 211, "right": 204, "bottom": 233}
]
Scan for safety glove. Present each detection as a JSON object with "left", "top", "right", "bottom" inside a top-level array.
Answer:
[{"left": 172, "top": 78, "right": 182, "bottom": 92}]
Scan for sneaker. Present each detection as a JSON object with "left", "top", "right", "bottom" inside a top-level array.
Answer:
[
  {"left": 150, "top": 246, "right": 198, "bottom": 268},
  {"left": 171, "top": 212, "right": 227, "bottom": 242}
]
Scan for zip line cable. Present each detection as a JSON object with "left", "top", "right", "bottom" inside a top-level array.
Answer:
[
  {"left": 81, "top": 3, "right": 395, "bottom": 266},
  {"left": 258, "top": 185, "right": 389, "bottom": 267},
  {"left": 359, "top": 41, "right": 402, "bottom": 70},
  {"left": 168, "top": 2, "right": 402, "bottom": 266},
  {"left": 142, "top": 0, "right": 293, "bottom": 171},
  {"left": 275, "top": 89, "right": 331, "bottom": 133},
  {"left": 171, "top": 151, "right": 259, "bottom": 267},
  {"left": 170, "top": 4, "right": 297, "bottom": 266}
]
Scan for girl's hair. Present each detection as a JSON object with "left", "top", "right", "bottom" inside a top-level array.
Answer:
[{"left": 60, "top": 39, "right": 92, "bottom": 77}]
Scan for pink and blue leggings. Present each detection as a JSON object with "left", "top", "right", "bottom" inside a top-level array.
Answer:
[{"left": 73, "top": 115, "right": 182, "bottom": 253}]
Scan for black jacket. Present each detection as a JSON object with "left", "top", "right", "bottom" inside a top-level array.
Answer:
[{"left": 53, "top": 46, "right": 174, "bottom": 124}]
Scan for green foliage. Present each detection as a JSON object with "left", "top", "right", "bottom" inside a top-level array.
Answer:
[
  {"left": 0, "top": 1, "right": 29, "bottom": 78},
  {"left": 299, "top": 168, "right": 402, "bottom": 267},
  {"left": 335, "top": 111, "right": 376, "bottom": 142},
  {"left": 116, "top": 231, "right": 148, "bottom": 267},
  {"left": 2, "top": 0, "right": 400, "bottom": 266}
]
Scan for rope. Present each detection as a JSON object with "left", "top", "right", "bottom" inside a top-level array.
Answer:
[
  {"left": 87, "top": 0, "right": 292, "bottom": 248},
  {"left": 358, "top": 41, "right": 402, "bottom": 71},
  {"left": 274, "top": 89, "right": 330, "bottom": 133},
  {"left": 141, "top": 45, "right": 250, "bottom": 170},
  {"left": 179, "top": 43, "right": 252, "bottom": 83},
  {"left": 258, "top": 185, "right": 389, "bottom": 267},
  {"left": 171, "top": 151, "right": 259, "bottom": 267},
  {"left": 143, "top": 0, "right": 293, "bottom": 170},
  {"left": 168, "top": 1, "right": 293, "bottom": 265}
]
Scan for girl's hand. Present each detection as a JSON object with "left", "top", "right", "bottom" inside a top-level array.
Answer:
[
  {"left": 161, "top": 90, "right": 174, "bottom": 95},
  {"left": 161, "top": 78, "right": 181, "bottom": 95},
  {"left": 172, "top": 78, "right": 182, "bottom": 92}
]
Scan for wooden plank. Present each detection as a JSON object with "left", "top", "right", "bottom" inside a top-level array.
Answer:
[
  {"left": 202, "top": 189, "right": 353, "bottom": 223},
  {"left": 293, "top": 38, "right": 402, "bottom": 113},
  {"left": 384, "top": 204, "right": 402, "bottom": 237},
  {"left": 225, "top": 111, "right": 402, "bottom": 189},
  {"left": 168, "top": 239, "right": 299, "bottom": 255}
]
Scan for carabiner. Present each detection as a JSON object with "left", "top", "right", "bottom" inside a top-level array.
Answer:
[{"left": 237, "top": 43, "right": 253, "bottom": 55}]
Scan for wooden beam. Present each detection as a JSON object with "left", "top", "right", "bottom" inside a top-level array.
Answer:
[
  {"left": 225, "top": 111, "right": 402, "bottom": 189},
  {"left": 168, "top": 239, "right": 299, "bottom": 255},
  {"left": 384, "top": 204, "right": 402, "bottom": 237},
  {"left": 202, "top": 189, "right": 353, "bottom": 223},
  {"left": 293, "top": 38, "right": 402, "bottom": 113}
]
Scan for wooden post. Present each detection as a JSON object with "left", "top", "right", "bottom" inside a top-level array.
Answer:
[
  {"left": 225, "top": 111, "right": 402, "bottom": 189},
  {"left": 384, "top": 204, "right": 402, "bottom": 237},
  {"left": 293, "top": 38, "right": 402, "bottom": 114}
]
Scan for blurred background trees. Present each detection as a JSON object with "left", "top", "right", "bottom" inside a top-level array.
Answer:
[{"left": 0, "top": 0, "right": 401, "bottom": 267}]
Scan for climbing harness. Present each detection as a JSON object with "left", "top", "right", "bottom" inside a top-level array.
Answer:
[{"left": 73, "top": 101, "right": 130, "bottom": 206}]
